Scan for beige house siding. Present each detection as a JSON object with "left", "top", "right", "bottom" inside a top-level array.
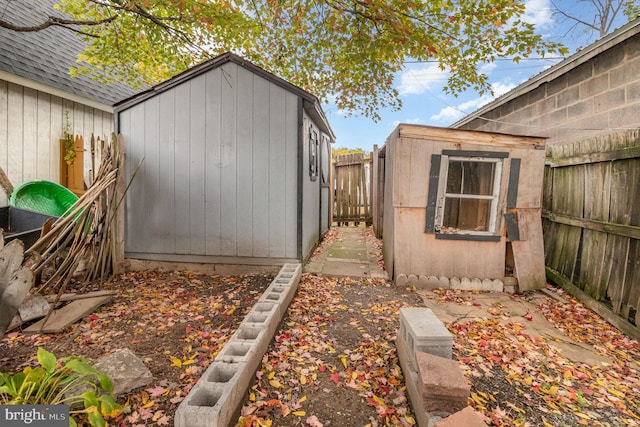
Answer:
[{"left": 0, "top": 78, "right": 113, "bottom": 205}]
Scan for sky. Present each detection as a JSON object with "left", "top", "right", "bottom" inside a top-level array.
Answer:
[{"left": 321, "top": 0, "right": 632, "bottom": 152}]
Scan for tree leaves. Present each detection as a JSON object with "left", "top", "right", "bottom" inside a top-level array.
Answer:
[{"left": 13, "top": 0, "right": 570, "bottom": 120}]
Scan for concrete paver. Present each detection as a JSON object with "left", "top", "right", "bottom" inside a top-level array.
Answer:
[{"left": 305, "top": 226, "right": 388, "bottom": 279}]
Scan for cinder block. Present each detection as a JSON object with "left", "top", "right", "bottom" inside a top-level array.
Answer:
[
  {"left": 400, "top": 308, "right": 453, "bottom": 369},
  {"left": 229, "top": 325, "right": 271, "bottom": 358},
  {"left": 216, "top": 341, "right": 258, "bottom": 364},
  {"left": 174, "top": 362, "right": 249, "bottom": 427}
]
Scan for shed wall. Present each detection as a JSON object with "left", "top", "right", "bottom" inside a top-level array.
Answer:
[
  {"left": 0, "top": 79, "right": 113, "bottom": 204},
  {"left": 118, "top": 62, "right": 299, "bottom": 263}
]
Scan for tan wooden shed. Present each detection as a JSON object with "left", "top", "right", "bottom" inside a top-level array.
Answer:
[{"left": 375, "top": 124, "right": 547, "bottom": 291}]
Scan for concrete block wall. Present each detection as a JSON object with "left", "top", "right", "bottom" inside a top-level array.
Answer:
[
  {"left": 454, "top": 29, "right": 640, "bottom": 148},
  {"left": 174, "top": 263, "right": 302, "bottom": 427}
]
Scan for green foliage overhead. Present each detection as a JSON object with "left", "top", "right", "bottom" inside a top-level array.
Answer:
[{"left": 32, "top": 0, "right": 571, "bottom": 119}]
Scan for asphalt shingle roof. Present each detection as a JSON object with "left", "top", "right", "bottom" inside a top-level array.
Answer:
[{"left": 0, "top": 0, "right": 137, "bottom": 106}]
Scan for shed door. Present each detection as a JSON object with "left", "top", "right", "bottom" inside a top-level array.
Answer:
[{"left": 320, "top": 135, "right": 331, "bottom": 234}]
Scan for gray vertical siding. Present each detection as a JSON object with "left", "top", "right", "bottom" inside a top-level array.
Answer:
[
  {"left": 120, "top": 62, "right": 300, "bottom": 262},
  {"left": 301, "top": 113, "right": 321, "bottom": 260}
]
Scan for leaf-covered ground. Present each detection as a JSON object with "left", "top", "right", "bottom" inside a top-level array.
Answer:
[
  {"left": 422, "top": 287, "right": 640, "bottom": 427},
  {"left": 0, "top": 271, "right": 273, "bottom": 426},
  {"left": 236, "top": 275, "right": 424, "bottom": 427},
  {"left": 1, "top": 227, "right": 639, "bottom": 427}
]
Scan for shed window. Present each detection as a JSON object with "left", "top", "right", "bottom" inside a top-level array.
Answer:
[
  {"left": 309, "top": 128, "right": 319, "bottom": 181},
  {"left": 426, "top": 151, "right": 507, "bottom": 241}
]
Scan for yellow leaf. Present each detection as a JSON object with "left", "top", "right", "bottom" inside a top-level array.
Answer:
[
  {"left": 300, "top": 396, "right": 307, "bottom": 403},
  {"left": 292, "top": 411, "right": 306, "bottom": 416},
  {"left": 142, "top": 400, "right": 155, "bottom": 409},
  {"left": 270, "top": 380, "right": 282, "bottom": 389},
  {"left": 300, "top": 374, "right": 307, "bottom": 384},
  {"left": 339, "top": 355, "right": 347, "bottom": 369},
  {"left": 404, "top": 415, "right": 416, "bottom": 425},
  {"left": 249, "top": 393, "right": 256, "bottom": 401},
  {"left": 607, "top": 388, "right": 624, "bottom": 398},
  {"left": 268, "top": 371, "right": 275, "bottom": 380}
]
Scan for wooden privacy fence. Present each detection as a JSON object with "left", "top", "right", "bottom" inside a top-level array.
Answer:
[
  {"left": 543, "top": 130, "right": 640, "bottom": 337},
  {"left": 332, "top": 153, "right": 372, "bottom": 225}
]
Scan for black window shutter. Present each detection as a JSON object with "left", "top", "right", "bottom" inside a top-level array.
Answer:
[
  {"left": 507, "top": 158, "right": 521, "bottom": 209},
  {"left": 424, "top": 154, "right": 441, "bottom": 233}
]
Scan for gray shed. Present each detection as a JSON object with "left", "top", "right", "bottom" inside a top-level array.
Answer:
[{"left": 115, "top": 53, "right": 334, "bottom": 267}]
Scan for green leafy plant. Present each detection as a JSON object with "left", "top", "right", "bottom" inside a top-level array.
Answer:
[
  {"left": 0, "top": 347, "right": 121, "bottom": 427},
  {"left": 63, "top": 111, "right": 76, "bottom": 166}
]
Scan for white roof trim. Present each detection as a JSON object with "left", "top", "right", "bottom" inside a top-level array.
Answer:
[
  {"left": 0, "top": 70, "right": 114, "bottom": 113},
  {"left": 452, "top": 18, "right": 640, "bottom": 128}
]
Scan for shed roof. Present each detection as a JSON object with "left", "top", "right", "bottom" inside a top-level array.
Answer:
[
  {"left": 0, "top": 0, "right": 136, "bottom": 110},
  {"left": 114, "top": 52, "right": 336, "bottom": 140},
  {"left": 392, "top": 124, "right": 547, "bottom": 150},
  {"left": 452, "top": 17, "right": 640, "bottom": 128}
]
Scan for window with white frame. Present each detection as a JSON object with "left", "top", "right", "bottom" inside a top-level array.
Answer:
[{"left": 426, "top": 150, "right": 508, "bottom": 241}]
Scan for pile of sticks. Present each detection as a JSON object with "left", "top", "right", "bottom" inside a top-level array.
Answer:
[{"left": 26, "top": 134, "right": 126, "bottom": 295}]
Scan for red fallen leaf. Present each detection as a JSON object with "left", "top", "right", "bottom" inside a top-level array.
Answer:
[
  {"left": 146, "top": 385, "right": 166, "bottom": 397},
  {"left": 523, "top": 310, "right": 533, "bottom": 321},
  {"left": 329, "top": 373, "right": 340, "bottom": 384},
  {"left": 318, "top": 365, "right": 327, "bottom": 372}
]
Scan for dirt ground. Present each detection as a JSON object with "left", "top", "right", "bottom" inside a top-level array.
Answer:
[{"left": 1, "top": 228, "right": 639, "bottom": 427}]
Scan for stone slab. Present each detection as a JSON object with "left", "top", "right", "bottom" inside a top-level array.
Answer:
[
  {"left": 434, "top": 406, "right": 486, "bottom": 427},
  {"left": 322, "top": 260, "right": 370, "bottom": 277},
  {"left": 93, "top": 348, "right": 153, "bottom": 395}
]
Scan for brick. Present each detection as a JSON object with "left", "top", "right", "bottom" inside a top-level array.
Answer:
[
  {"left": 416, "top": 352, "right": 470, "bottom": 400},
  {"left": 434, "top": 407, "right": 487, "bottom": 427}
]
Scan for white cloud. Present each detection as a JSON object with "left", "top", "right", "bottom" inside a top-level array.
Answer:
[
  {"left": 522, "top": 0, "right": 554, "bottom": 30},
  {"left": 479, "top": 62, "right": 497, "bottom": 75},
  {"left": 430, "top": 79, "right": 518, "bottom": 123},
  {"left": 397, "top": 63, "right": 448, "bottom": 96}
]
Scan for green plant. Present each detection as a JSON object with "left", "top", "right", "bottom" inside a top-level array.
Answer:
[
  {"left": 63, "top": 111, "right": 76, "bottom": 165},
  {"left": 0, "top": 347, "right": 121, "bottom": 427}
]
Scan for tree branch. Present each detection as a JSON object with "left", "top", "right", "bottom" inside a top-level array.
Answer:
[{"left": 0, "top": 15, "right": 117, "bottom": 32}]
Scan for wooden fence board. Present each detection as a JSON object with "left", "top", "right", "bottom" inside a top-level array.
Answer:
[
  {"left": 333, "top": 154, "right": 372, "bottom": 224},
  {"left": 545, "top": 130, "right": 640, "bottom": 333}
]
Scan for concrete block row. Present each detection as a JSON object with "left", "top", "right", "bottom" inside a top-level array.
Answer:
[
  {"left": 175, "top": 263, "right": 302, "bottom": 427},
  {"left": 395, "top": 274, "right": 506, "bottom": 292}
]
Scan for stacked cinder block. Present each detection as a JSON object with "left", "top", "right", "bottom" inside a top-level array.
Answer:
[
  {"left": 396, "top": 307, "right": 484, "bottom": 427},
  {"left": 174, "top": 263, "right": 302, "bottom": 427}
]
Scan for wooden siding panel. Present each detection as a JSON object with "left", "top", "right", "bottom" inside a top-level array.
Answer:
[
  {"left": 50, "top": 96, "right": 63, "bottom": 185},
  {"left": 205, "top": 69, "right": 222, "bottom": 256},
  {"left": 174, "top": 83, "right": 192, "bottom": 254},
  {"left": 285, "top": 90, "right": 299, "bottom": 259},
  {"left": 189, "top": 75, "right": 207, "bottom": 255},
  {"left": 126, "top": 104, "right": 146, "bottom": 253},
  {"left": 7, "top": 83, "right": 24, "bottom": 183},
  {"left": 143, "top": 95, "right": 162, "bottom": 253},
  {"left": 220, "top": 63, "right": 238, "bottom": 256},
  {"left": 158, "top": 90, "right": 177, "bottom": 254},
  {"left": 36, "top": 92, "right": 51, "bottom": 179},
  {"left": 0, "top": 81, "right": 8, "bottom": 205},
  {"left": 23, "top": 87, "right": 38, "bottom": 181},
  {"left": 236, "top": 68, "right": 255, "bottom": 257},
  {"left": 268, "top": 84, "right": 287, "bottom": 257},
  {"left": 251, "top": 74, "right": 270, "bottom": 257}
]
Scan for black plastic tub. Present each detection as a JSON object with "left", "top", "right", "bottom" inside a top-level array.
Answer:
[{"left": 0, "top": 206, "right": 57, "bottom": 249}]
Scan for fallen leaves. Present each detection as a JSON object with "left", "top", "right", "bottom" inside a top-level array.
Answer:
[
  {"left": 427, "top": 286, "right": 640, "bottom": 426},
  {"left": 236, "top": 274, "right": 417, "bottom": 427}
]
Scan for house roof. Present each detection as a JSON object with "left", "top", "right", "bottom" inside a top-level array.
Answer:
[
  {"left": 0, "top": 0, "right": 136, "bottom": 110},
  {"left": 114, "top": 52, "right": 336, "bottom": 140},
  {"left": 451, "top": 17, "right": 640, "bottom": 128}
]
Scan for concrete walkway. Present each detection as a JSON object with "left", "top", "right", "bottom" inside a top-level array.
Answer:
[{"left": 304, "top": 226, "right": 388, "bottom": 279}]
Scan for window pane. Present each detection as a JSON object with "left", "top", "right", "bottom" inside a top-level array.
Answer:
[
  {"left": 446, "top": 161, "right": 496, "bottom": 196},
  {"left": 442, "top": 197, "right": 492, "bottom": 232}
]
